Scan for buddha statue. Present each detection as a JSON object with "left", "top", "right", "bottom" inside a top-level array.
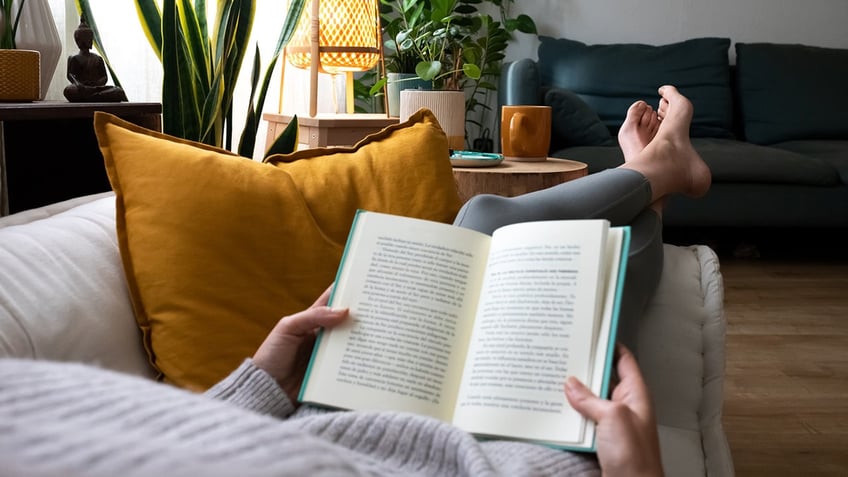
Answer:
[{"left": 63, "top": 18, "right": 127, "bottom": 103}]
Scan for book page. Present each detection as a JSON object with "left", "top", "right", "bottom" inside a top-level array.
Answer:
[
  {"left": 452, "top": 220, "right": 609, "bottom": 445},
  {"left": 581, "top": 227, "right": 628, "bottom": 448},
  {"left": 300, "top": 211, "right": 492, "bottom": 421}
]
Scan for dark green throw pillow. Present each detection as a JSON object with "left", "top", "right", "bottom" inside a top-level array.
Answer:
[
  {"left": 545, "top": 88, "right": 614, "bottom": 149},
  {"left": 735, "top": 42, "right": 848, "bottom": 144},
  {"left": 537, "top": 36, "right": 733, "bottom": 138}
]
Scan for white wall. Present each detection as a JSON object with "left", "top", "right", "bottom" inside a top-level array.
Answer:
[{"left": 505, "top": 0, "right": 848, "bottom": 63}]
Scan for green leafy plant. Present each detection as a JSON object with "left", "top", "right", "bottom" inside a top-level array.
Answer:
[
  {"left": 373, "top": 0, "right": 536, "bottom": 146},
  {"left": 463, "top": 1, "right": 536, "bottom": 142},
  {"left": 373, "top": 0, "right": 481, "bottom": 91},
  {"left": 0, "top": 0, "right": 26, "bottom": 49},
  {"left": 76, "top": 0, "right": 304, "bottom": 159}
]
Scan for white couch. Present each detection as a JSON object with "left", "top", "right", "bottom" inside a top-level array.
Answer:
[{"left": 0, "top": 192, "right": 734, "bottom": 476}]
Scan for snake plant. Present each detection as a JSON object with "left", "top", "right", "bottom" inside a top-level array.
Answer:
[
  {"left": 76, "top": 0, "right": 304, "bottom": 158},
  {"left": 0, "top": 0, "right": 25, "bottom": 49}
]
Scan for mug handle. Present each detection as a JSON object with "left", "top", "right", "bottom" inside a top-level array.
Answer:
[{"left": 509, "top": 113, "right": 526, "bottom": 155}]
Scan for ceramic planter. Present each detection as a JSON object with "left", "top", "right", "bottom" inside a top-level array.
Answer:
[
  {"left": 0, "top": 49, "right": 41, "bottom": 101},
  {"left": 399, "top": 89, "right": 466, "bottom": 150},
  {"left": 15, "top": 0, "right": 62, "bottom": 100}
]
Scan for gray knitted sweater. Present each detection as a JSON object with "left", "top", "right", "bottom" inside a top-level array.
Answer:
[{"left": 0, "top": 358, "right": 599, "bottom": 477}]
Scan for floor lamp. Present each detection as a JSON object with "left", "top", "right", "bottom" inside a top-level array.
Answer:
[{"left": 283, "top": 0, "right": 383, "bottom": 116}]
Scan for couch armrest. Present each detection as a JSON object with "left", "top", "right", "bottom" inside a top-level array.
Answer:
[
  {"left": 498, "top": 58, "right": 542, "bottom": 107},
  {"left": 638, "top": 244, "right": 734, "bottom": 476}
]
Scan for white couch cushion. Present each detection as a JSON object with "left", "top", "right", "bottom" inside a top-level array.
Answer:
[
  {"left": 639, "top": 244, "right": 733, "bottom": 477},
  {"left": 0, "top": 193, "right": 155, "bottom": 378}
]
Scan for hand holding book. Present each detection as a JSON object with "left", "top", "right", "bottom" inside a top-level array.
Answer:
[{"left": 252, "top": 285, "right": 349, "bottom": 402}]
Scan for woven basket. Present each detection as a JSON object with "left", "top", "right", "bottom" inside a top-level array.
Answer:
[{"left": 0, "top": 49, "right": 41, "bottom": 102}]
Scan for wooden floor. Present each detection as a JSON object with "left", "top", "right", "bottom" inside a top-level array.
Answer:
[{"left": 719, "top": 257, "right": 848, "bottom": 476}]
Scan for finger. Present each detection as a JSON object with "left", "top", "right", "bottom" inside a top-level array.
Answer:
[
  {"left": 613, "top": 344, "right": 655, "bottom": 417},
  {"left": 640, "top": 105, "right": 654, "bottom": 127},
  {"left": 564, "top": 376, "right": 612, "bottom": 423},
  {"left": 310, "top": 284, "right": 335, "bottom": 308},
  {"left": 279, "top": 306, "right": 349, "bottom": 337},
  {"left": 658, "top": 98, "right": 669, "bottom": 120},
  {"left": 614, "top": 344, "right": 645, "bottom": 386}
]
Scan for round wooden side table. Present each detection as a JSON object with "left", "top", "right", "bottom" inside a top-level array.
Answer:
[{"left": 452, "top": 157, "right": 588, "bottom": 203}]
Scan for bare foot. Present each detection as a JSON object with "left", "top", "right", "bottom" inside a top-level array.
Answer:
[
  {"left": 618, "top": 100, "right": 660, "bottom": 160},
  {"left": 620, "top": 85, "right": 712, "bottom": 201}
]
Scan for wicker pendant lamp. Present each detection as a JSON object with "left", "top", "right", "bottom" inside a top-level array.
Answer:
[{"left": 285, "top": 0, "right": 382, "bottom": 116}]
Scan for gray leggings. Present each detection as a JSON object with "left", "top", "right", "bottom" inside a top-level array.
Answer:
[{"left": 452, "top": 168, "right": 663, "bottom": 351}]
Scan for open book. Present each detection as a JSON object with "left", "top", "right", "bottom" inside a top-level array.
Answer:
[{"left": 299, "top": 210, "right": 630, "bottom": 451}]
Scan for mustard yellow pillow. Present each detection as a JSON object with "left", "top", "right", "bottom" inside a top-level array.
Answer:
[{"left": 95, "top": 110, "right": 462, "bottom": 390}]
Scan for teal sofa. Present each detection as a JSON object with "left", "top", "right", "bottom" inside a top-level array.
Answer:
[{"left": 500, "top": 37, "right": 848, "bottom": 229}]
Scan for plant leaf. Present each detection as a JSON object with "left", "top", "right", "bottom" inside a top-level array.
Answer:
[
  {"left": 264, "top": 116, "right": 298, "bottom": 158},
  {"left": 236, "top": 0, "right": 306, "bottom": 148},
  {"left": 370, "top": 77, "right": 388, "bottom": 96},
  {"left": 416, "top": 61, "right": 442, "bottom": 80},
  {"left": 237, "top": 44, "right": 262, "bottom": 158},
  {"left": 134, "top": 0, "right": 162, "bottom": 59}
]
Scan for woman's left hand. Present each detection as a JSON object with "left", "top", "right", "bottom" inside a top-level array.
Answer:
[{"left": 253, "top": 285, "right": 349, "bottom": 402}]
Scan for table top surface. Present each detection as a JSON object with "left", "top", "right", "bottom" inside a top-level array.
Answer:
[
  {"left": 262, "top": 112, "right": 399, "bottom": 127},
  {"left": 452, "top": 157, "right": 588, "bottom": 174},
  {"left": 0, "top": 101, "right": 162, "bottom": 121}
]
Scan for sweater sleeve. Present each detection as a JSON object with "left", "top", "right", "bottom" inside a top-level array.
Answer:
[{"left": 204, "top": 358, "right": 295, "bottom": 418}]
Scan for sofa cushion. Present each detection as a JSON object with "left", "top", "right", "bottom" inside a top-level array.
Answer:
[
  {"left": 690, "top": 138, "right": 841, "bottom": 185},
  {"left": 95, "top": 110, "right": 462, "bottom": 390},
  {"left": 735, "top": 43, "right": 848, "bottom": 145},
  {"left": 537, "top": 36, "right": 733, "bottom": 138},
  {"left": 544, "top": 87, "right": 614, "bottom": 149},
  {"left": 551, "top": 146, "right": 623, "bottom": 174},
  {"left": 0, "top": 193, "right": 155, "bottom": 378},
  {"left": 554, "top": 138, "right": 842, "bottom": 186},
  {"left": 771, "top": 140, "right": 848, "bottom": 184}
]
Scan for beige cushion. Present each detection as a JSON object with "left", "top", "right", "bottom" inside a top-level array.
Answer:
[
  {"left": 638, "top": 244, "right": 733, "bottom": 477},
  {"left": 0, "top": 193, "right": 154, "bottom": 378}
]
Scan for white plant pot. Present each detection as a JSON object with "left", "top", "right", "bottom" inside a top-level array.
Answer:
[
  {"left": 399, "top": 90, "right": 466, "bottom": 150},
  {"left": 14, "top": 0, "right": 61, "bottom": 100}
]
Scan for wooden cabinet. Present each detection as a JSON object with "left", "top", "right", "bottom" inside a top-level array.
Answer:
[{"left": 0, "top": 102, "right": 161, "bottom": 215}]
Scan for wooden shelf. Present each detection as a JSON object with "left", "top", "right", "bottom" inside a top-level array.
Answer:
[
  {"left": 0, "top": 101, "right": 162, "bottom": 215},
  {"left": 0, "top": 101, "right": 161, "bottom": 123}
]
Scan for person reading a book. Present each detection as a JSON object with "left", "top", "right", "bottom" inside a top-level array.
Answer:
[{"left": 2, "top": 85, "right": 709, "bottom": 477}]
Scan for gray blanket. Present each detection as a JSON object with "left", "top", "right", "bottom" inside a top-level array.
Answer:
[{"left": 0, "top": 358, "right": 599, "bottom": 476}]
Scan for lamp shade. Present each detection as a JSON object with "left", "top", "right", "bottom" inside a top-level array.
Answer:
[{"left": 287, "top": 0, "right": 381, "bottom": 73}]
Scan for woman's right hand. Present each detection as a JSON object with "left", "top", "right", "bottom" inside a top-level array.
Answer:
[{"left": 565, "top": 344, "right": 664, "bottom": 477}]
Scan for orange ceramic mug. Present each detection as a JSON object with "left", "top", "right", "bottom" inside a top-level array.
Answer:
[{"left": 501, "top": 105, "right": 552, "bottom": 162}]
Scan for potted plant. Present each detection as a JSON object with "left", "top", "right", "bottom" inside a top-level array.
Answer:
[
  {"left": 377, "top": 0, "right": 435, "bottom": 117},
  {"left": 75, "top": 0, "right": 302, "bottom": 159},
  {"left": 0, "top": 0, "right": 41, "bottom": 101},
  {"left": 373, "top": 0, "right": 536, "bottom": 148}
]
